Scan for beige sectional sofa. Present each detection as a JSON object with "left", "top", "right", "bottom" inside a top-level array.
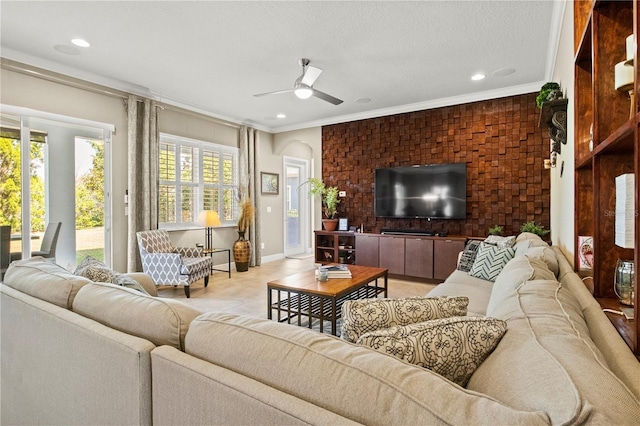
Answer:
[{"left": 2, "top": 234, "right": 640, "bottom": 425}]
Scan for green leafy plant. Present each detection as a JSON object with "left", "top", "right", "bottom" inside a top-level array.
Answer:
[
  {"left": 306, "top": 177, "right": 340, "bottom": 219},
  {"left": 520, "top": 221, "right": 550, "bottom": 237},
  {"left": 488, "top": 225, "right": 504, "bottom": 236},
  {"left": 536, "top": 82, "right": 561, "bottom": 108}
]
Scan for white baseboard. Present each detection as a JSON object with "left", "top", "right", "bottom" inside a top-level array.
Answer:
[{"left": 261, "top": 253, "right": 285, "bottom": 264}]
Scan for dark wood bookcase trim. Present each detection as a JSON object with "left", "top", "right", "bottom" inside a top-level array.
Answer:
[{"left": 574, "top": 0, "right": 639, "bottom": 356}]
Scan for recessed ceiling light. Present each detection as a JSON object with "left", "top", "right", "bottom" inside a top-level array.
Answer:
[
  {"left": 471, "top": 73, "right": 486, "bottom": 81},
  {"left": 356, "top": 97, "right": 371, "bottom": 104},
  {"left": 276, "top": 113, "right": 286, "bottom": 119},
  {"left": 71, "top": 38, "right": 90, "bottom": 47},
  {"left": 493, "top": 67, "right": 516, "bottom": 77},
  {"left": 53, "top": 44, "right": 81, "bottom": 55}
]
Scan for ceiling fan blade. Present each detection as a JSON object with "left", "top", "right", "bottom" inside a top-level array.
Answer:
[
  {"left": 254, "top": 89, "right": 294, "bottom": 97},
  {"left": 312, "top": 89, "right": 343, "bottom": 105},
  {"left": 301, "top": 65, "right": 322, "bottom": 86}
]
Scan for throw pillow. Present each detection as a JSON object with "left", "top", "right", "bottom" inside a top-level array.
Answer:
[
  {"left": 113, "top": 274, "right": 150, "bottom": 295},
  {"left": 468, "top": 243, "right": 515, "bottom": 282},
  {"left": 483, "top": 235, "right": 516, "bottom": 248},
  {"left": 75, "top": 255, "right": 116, "bottom": 283},
  {"left": 75, "top": 255, "right": 149, "bottom": 295},
  {"left": 457, "top": 240, "right": 482, "bottom": 272},
  {"left": 356, "top": 316, "right": 507, "bottom": 386},
  {"left": 341, "top": 296, "right": 469, "bottom": 343}
]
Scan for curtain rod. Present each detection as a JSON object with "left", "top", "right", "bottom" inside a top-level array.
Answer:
[
  {"left": 2, "top": 58, "right": 241, "bottom": 130},
  {"left": 159, "top": 103, "right": 241, "bottom": 129},
  {"left": 1, "top": 58, "right": 129, "bottom": 100}
]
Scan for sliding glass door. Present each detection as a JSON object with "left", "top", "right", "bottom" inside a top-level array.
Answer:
[
  {"left": 0, "top": 113, "right": 43, "bottom": 260},
  {"left": 0, "top": 107, "right": 112, "bottom": 268}
]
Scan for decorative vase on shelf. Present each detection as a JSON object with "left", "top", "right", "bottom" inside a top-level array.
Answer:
[
  {"left": 233, "top": 231, "right": 251, "bottom": 272},
  {"left": 614, "top": 259, "right": 635, "bottom": 307}
]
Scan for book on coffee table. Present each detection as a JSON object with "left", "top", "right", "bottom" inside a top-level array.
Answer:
[{"left": 316, "top": 264, "right": 352, "bottom": 278}]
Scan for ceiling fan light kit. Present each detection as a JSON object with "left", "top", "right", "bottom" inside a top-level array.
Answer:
[
  {"left": 254, "top": 58, "right": 343, "bottom": 105},
  {"left": 294, "top": 84, "right": 313, "bottom": 99}
]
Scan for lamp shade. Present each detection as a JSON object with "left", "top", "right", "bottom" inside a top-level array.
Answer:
[
  {"left": 615, "top": 61, "right": 634, "bottom": 91},
  {"left": 198, "top": 210, "right": 221, "bottom": 227},
  {"left": 626, "top": 34, "right": 635, "bottom": 64},
  {"left": 615, "top": 173, "right": 635, "bottom": 249}
]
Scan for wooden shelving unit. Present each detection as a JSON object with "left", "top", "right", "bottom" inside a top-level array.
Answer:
[
  {"left": 314, "top": 231, "right": 357, "bottom": 265},
  {"left": 574, "top": 0, "right": 639, "bottom": 356}
]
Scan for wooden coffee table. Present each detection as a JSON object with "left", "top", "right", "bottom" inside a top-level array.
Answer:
[{"left": 267, "top": 264, "right": 388, "bottom": 335}]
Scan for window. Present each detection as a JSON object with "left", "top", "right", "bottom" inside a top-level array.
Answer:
[{"left": 159, "top": 133, "right": 238, "bottom": 228}]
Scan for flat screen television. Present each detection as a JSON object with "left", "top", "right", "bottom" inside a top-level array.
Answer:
[{"left": 374, "top": 163, "right": 467, "bottom": 219}]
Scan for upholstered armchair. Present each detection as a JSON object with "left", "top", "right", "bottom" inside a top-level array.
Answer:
[{"left": 136, "top": 229, "right": 212, "bottom": 298}]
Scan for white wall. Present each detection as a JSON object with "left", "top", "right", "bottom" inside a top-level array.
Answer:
[{"left": 549, "top": 2, "right": 575, "bottom": 265}]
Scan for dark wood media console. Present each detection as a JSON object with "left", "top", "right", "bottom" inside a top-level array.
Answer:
[{"left": 314, "top": 231, "right": 466, "bottom": 282}]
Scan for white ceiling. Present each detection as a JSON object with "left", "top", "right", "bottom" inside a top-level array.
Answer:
[{"left": 1, "top": 1, "right": 564, "bottom": 133}]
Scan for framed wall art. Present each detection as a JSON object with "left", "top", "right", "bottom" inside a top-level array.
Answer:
[{"left": 261, "top": 172, "right": 279, "bottom": 195}]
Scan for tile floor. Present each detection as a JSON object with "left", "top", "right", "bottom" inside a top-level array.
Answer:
[{"left": 159, "top": 257, "right": 437, "bottom": 319}]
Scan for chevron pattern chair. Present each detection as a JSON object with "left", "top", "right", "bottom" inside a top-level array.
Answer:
[{"left": 136, "top": 229, "right": 212, "bottom": 298}]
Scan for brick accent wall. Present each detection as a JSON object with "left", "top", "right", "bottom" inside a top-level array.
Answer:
[{"left": 321, "top": 93, "right": 551, "bottom": 237}]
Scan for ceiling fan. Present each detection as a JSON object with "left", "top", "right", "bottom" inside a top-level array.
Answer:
[{"left": 254, "top": 58, "right": 343, "bottom": 105}]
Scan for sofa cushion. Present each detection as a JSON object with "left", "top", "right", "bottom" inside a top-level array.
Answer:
[
  {"left": 525, "top": 246, "right": 559, "bottom": 277},
  {"left": 185, "top": 313, "right": 549, "bottom": 425},
  {"left": 3, "top": 256, "right": 91, "bottom": 309},
  {"left": 468, "top": 243, "right": 515, "bottom": 282},
  {"left": 356, "top": 316, "right": 507, "bottom": 386},
  {"left": 341, "top": 296, "right": 468, "bottom": 343},
  {"left": 486, "top": 256, "right": 556, "bottom": 315},
  {"left": 469, "top": 278, "right": 640, "bottom": 424},
  {"left": 484, "top": 235, "right": 516, "bottom": 248},
  {"left": 457, "top": 240, "right": 482, "bottom": 272},
  {"left": 75, "top": 255, "right": 150, "bottom": 294},
  {"left": 515, "top": 232, "right": 544, "bottom": 243},
  {"left": 428, "top": 270, "right": 494, "bottom": 316},
  {"left": 513, "top": 239, "right": 532, "bottom": 257},
  {"left": 72, "top": 282, "right": 201, "bottom": 350}
]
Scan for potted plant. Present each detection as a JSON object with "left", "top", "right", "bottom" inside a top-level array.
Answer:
[
  {"left": 536, "top": 82, "right": 562, "bottom": 108},
  {"left": 307, "top": 177, "right": 340, "bottom": 231},
  {"left": 488, "top": 225, "right": 504, "bottom": 236},
  {"left": 520, "top": 221, "right": 550, "bottom": 238}
]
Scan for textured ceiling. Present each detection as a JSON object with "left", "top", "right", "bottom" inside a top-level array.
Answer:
[{"left": 0, "top": 1, "right": 564, "bottom": 132}]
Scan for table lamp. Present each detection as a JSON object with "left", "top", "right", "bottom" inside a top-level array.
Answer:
[{"left": 198, "top": 210, "right": 221, "bottom": 251}]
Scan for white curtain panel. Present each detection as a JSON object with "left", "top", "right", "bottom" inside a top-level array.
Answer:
[
  {"left": 126, "top": 95, "right": 159, "bottom": 272},
  {"left": 239, "top": 126, "right": 261, "bottom": 267}
]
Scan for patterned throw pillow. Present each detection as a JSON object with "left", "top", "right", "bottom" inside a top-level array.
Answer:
[
  {"left": 341, "top": 296, "right": 468, "bottom": 343},
  {"left": 356, "top": 316, "right": 507, "bottom": 386},
  {"left": 75, "top": 255, "right": 116, "bottom": 282},
  {"left": 483, "top": 235, "right": 516, "bottom": 248},
  {"left": 457, "top": 240, "right": 482, "bottom": 272},
  {"left": 468, "top": 243, "right": 515, "bottom": 282},
  {"left": 75, "top": 256, "right": 149, "bottom": 295}
]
